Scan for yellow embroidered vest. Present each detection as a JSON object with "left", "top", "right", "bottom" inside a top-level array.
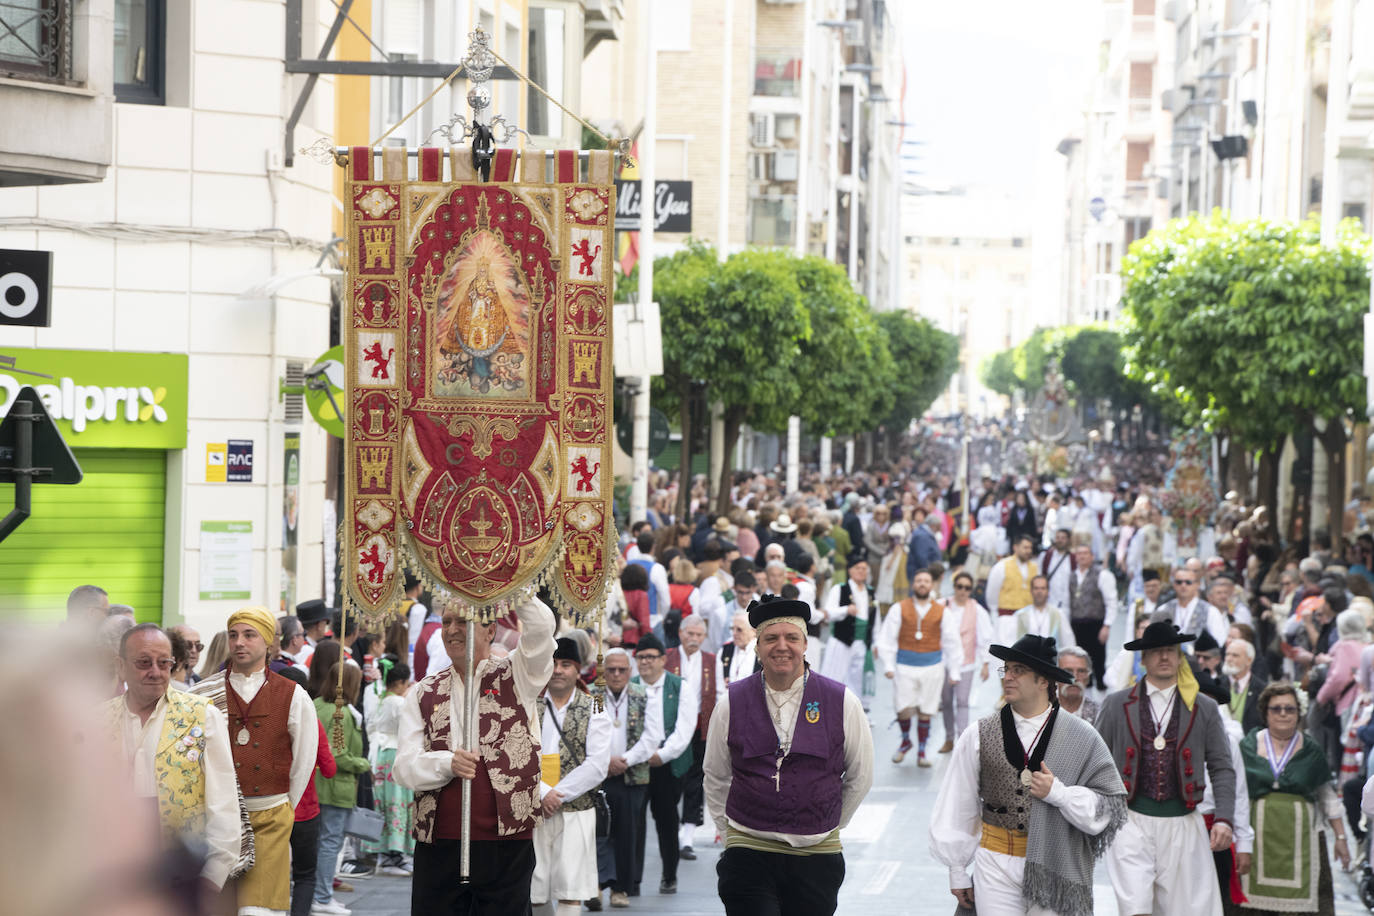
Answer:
[
  {"left": 104, "top": 690, "right": 211, "bottom": 843},
  {"left": 998, "top": 559, "right": 1033, "bottom": 611}
]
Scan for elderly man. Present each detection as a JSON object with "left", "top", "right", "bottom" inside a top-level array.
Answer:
[
  {"left": 704, "top": 595, "right": 875, "bottom": 916},
  {"left": 1095, "top": 621, "right": 1236, "bottom": 916},
  {"left": 1151, "top": 566, "right": 1229, "bottom": 653},
  {"left": 392, "top": 591, "right": 555, "bottom": 914},
  {"left": 103, "top": 624, "right": 239, "bottom": 903},
  {"left": 1223, "top": 637, "right": 1266, "bottom": 734},
  {"left": 532, "top": 638, "right": 610, "bottom": 916},
  {"left": 192, "top": 606, "right": 319, "bottom": 916},
  {"left": 665, "top": 616, "right": 722, "bottom": 862},
  {"left": 1057, "top": 646, "right": 1100, "bottom": 724},
  {"left": 67, "top": 583, "right": 110, "bottom": 625},
  {"left": 590, "top": 648, "right": 664, "bottom": 909},
  {"left": 631, "top": 633, "right": 699, "bottom": 896},
  {"left": 1010, "top": 576, "right": 1077, "bottom": 649},
  {"left": 168, "top": 624, "right": 205, "bottom": 686},
  {"left": 930, "top": 635, "right": 1126, "bottom": 916},
  {"left": 273, "top": 616, "right": 310, "bottom": 678},
  {"left": 874, "top": 568, "right": 964, "bottom": 767},
  {"left": 820, "top": 551, "right": 875, "bottom": 701},
  {"left": 1068, "top": 543, "right": 1118, "bottom": 690},
  {"left": 716, "top": 611, "right": 759, "bottom": 687}
]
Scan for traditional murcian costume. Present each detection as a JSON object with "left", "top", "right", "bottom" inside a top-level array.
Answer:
[
  {"left": 819, "top": 552, "right": 875, "bottom": 700},
  {"left": 1096, "top": 622, "right": 1236, "bottom": 916},
  {"left": 392, "top": 593, "right": 555, "bottom": 915},
  {"left": 704, "top": 596, "right": 875, "bottom": 916},
  {"left": 192, "top": 606, "right": 319, "bottom": 916},
  {"left": 874, "top": 589, "right": 964, "bottom": 765},
  {"left": 930, "top": 635, "right": 1127, "bottom": 916}
]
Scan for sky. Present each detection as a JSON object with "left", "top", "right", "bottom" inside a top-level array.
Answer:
[{"left": 897, "top": 0, "right": 1097, "bottom": 199}]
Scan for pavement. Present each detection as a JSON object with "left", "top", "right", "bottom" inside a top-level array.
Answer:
[{"left": 336, "top": 609, "right": 1372, "bottom": 915}]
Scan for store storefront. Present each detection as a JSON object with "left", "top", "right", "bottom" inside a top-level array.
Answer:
[{"left": 0, "top": 348, "right": 188, "bottom": 623}]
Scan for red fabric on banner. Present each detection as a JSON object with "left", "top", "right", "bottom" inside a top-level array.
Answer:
[
  {"left": 492, "top": 149, "right": 515, "bottom": 182},
  {"left": 352, "top": 146, "right": 371, "bottom": 181},
  {"left": 420, "top": 147, "right": 441, "bottom": 181},
  {"left": 556, "top": 150, "right": 577, "bottom": 184}
]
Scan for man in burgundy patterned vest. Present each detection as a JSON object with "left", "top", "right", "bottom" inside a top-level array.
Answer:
[
  {"left": 703, "top": 595, "right": 874, "bottom": 916},
  {"left": 393, "top": 591, "right": 555, "bottom": 915},
  {"left": 664, "top": 615, "right": 721, "bottom": 862}
]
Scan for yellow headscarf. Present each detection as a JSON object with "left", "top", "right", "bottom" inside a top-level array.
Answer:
[
  {"left": 1176, "top": 646, "right": 1200, "bottom": 710},
  {"left": 227, "top": 606, "right": 276, "bottom": 646}
]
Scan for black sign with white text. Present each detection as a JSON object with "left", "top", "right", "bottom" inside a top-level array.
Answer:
[
  {"left": 615, "top": 180, "right": 693, "bottom": 233},
  {"left": 0, "top": 249, "right": 52, "bottom": 328}
]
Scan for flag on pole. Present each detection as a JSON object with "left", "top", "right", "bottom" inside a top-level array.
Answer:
[{"left": 617, "top": 141, "right": 640, "bottom": 277}]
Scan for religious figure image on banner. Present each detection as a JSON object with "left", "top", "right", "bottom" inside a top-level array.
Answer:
[{"left": 433, "top": 230, "right": 531, "bottom": 398}]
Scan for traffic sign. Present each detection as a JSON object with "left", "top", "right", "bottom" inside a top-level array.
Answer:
[
  {"left": 0, "top": 249, "right": 53, "bottom": 328},
  {"left": 617, "top": 407, "right": 670, "bottom": 460},
  {"left": 0, "top": 385, "right": 82, "bottom": 484}
]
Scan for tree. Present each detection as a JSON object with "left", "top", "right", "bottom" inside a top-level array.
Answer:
[
  {"left": 649, "top": 243, "right": 811, "bottom": 516},
  {"left": 877, "top": 310, "right": 959, "bottom": 435},
  {"left": 1120, "top": 213, "right": 1371, "bottom": 532},
  {"left": 790, "top": 256, "right": 898, "bottom": 438},
  {"left": 980, "top": 349, "right": 1018, "bottom": 399}
]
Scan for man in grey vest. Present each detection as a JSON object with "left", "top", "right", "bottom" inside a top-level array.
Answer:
[
  {"left": 1151, "top": 565, "right": 1229, "bottom": 652},
  {"left": 1068, "top": 544, "right": 1118, "bottom": 689},
  {"left": 533, "top": 638, "right": 611, "bottom": 914},
  {"left": 930, "top": 634, "right": 1125, "bottom": 916}
]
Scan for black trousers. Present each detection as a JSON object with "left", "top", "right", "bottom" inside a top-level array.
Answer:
[
  {"left": 603, "top": 775, "right": 646, "bottom": 894},
  {"left": 411, "top": 838, "right": 534, "bottom": 916},
  {"left": 635, "top": 765, "right": 682, "bottom": 886},
  {"left": 717, "top": 845, "right": 845, "bottom": 916},
  {"left": 679, "top": 733, "right": 707, "bottom": 829},
  {"left": 1070, "top": 618, "right": 1107, "bottom": 687},
  {"left": 289, "top": 814, "right": 320, "bottom": 916}
]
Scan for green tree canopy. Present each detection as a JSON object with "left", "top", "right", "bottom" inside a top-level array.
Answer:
[
  {"left": 980, "top": 348, "right": 1018, "bottom": 398},
  {"left": 877, "top": 310, "right": 959, "bottom": 429}
]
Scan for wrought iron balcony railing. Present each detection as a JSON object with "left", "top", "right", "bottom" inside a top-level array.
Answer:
[{"left": 0, "top": 0, "right": 71, "bottom": 83}]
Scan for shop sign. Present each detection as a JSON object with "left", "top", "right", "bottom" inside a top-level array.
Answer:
[{"left": 0, "top": 347, "right": 188, "bottom": 448}]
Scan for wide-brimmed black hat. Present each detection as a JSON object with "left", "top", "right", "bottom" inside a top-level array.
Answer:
[
  {"left": 1124, "top": 620, "right": 1195, "bottom": 651},
  {"left": 747, "top": 593, "right": 812, "bottom": 631},
  {"left": 553, "top": 637, "right": 582, "bottom": 665},
  {"left": 989, "top": 635, "right": 1075, "bottom": 684},
  {"left": 296, "top": 599, "right": 332, "bottom": 626},
  {"left": 1193, "top": 630, "right": 1221, "bottom": 654}
]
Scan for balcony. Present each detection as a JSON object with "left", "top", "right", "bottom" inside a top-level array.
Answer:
[
  {"left": 582, "top": 0, "right": 624, "bottom": 56},
  {"left": 754, "top": 48, "right": 802, "bottom": 98},
  {"left": 0, "top": 0, "right": 113, "bottom": 185},
  {"left": 1124, "top": 96, "right": 1154, "bottom": 140},
  {"left": 1109, "top": 13, "right": 1158, "bottom": 76}
]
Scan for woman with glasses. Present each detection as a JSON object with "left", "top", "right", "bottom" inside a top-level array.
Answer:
[
  {"left": 1237, "top": 682, "right": 1350, "bottom": 913},
  {"left": 937, "top": 571, "right": 993, "bottom": 752}
]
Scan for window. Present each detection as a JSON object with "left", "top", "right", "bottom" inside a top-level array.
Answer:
[
  {"left": 754, "top": 48, "right": 802, "bottom": 97},
  {"left": 0, "top": 0, "right": 71, "bottom": 82},
  {"left": 114, "top": 0, "right": 164, "bottom": 104},
  {"left": 527, "top": 6, "right": 566, "bottom": 138},
  {"left": 747, "top": 196, "right": 796, "bottom": 247}
]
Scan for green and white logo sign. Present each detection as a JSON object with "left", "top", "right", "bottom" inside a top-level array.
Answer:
[{"left": 0, "top": 348, "right": 189, "bottom": 448}]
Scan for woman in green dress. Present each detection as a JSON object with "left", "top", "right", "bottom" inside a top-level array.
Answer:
[{"left": 1237, "top": 682, "right": 1351, "bottom": 915}]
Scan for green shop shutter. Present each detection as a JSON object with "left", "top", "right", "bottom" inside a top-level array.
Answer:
[{"left": 0, "top": 449, "right": 166, "bottom": 623}]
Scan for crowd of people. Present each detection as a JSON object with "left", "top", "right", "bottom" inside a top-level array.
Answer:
[{"left": 36, "top": 436, "right": 1374, "bottom": 916}]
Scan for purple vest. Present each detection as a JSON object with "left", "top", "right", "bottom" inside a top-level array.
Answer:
[{"left": 725, "top": 671, "right": 847, "bottom": 836}]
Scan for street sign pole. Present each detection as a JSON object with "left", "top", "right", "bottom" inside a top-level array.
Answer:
[{"left": 0, "top": 397, "right": 35, "bottom": 541}]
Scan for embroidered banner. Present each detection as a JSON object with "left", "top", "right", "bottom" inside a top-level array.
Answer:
[{"left": 344, "top": 147, "right": 617, "bottom": 623}]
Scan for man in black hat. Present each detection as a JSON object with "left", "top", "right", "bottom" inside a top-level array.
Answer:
[
  {"left": 929, "top": 635, "right": 1126, "bottom": 916},
  {"left": 819, "top": 550, "right": 874, "bottom": 702},
  {"left": 533, "top": 637, "right": 610, "bottom": 914},
  {"left": 1095, "top": 621, "right": 1236, "bottom": 916},
  {"left": 295, "top": 598, "right": 332, "bottom": 669},
  {"left": 703, "top": 595, "right": 874, "bottom": 916}
]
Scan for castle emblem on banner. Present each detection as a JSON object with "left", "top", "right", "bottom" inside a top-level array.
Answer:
[{"left": 342, "top": 146, "right": 618, "bottom": 622}]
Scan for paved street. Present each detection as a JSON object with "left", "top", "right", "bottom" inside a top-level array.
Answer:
[{"left": 337, "top": 617, "right": 1372, "bottom": 915}]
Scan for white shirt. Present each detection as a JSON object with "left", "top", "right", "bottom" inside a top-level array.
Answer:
[
  {"left": 1012, "top": 604, "right": 1077, "bottom": 648},
  {"left": 367, "top": 692, "right": 405, "bottom": 758},
  {"left": 406, "top": 601, "right": 430, "bottom": 669},
  {"left": 716, "top": 640, "right": 758, "bottom": 686},
  {"left": 874, "top": 597, "right": 966, "bottom": 679},
  {"left": 640, "top": 671, "right": 700, "bottom": 765},
  {"left": 929, "top": 705, "right": 1116, "bottom": 889},
  {"left": 1145, "top": 680, "right": 1179, "bottom": 724},
  {"left": 711, "top": 598, "right": 749, "bottom": 654},
  {"left": 424, "top": 626, "right": 451, "bottom": 679},
  {"left": 646, "top": 559, "right": 672, "bottom": 625},
  {"left": 678, "top": 646, "right": 726, "bottom": 698},
  {"left": 1042, "top": 548, "right": 1073, "bottom": 610},
  {"left": 226, "top": 668, "right": 319, "bottom": 811},
  {"left": 393, "top": 595, "right": 556, "bottom": 792},
  {"left": 539, "top": 693, "right": 612, "bottom": 803},
  {"left": 943, "top": 598, "right": 995, "bottom": 671},
  {"left": 703, "top": 675, "right": 874, "bottom": 847},
  {"left": 602, "top": 685, "right": 664, "bottom": 765},
  {"left": 118, "top": 690, "right": 240, "bottom": 887},
  {"left": 824, "top": 582, "right": 871, "bottom": 624},
  {"left": 1171, "top": 597, "right": 1230, "bottom": 650},
  {"left": 1199, "top": 715, "right": 1254, "bottom": 853},
  {"left": 794, "top": 576, "right": 818, "bottom": 615}
]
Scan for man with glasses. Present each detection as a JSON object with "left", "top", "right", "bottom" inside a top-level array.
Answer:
[
  {"left": 590, "top": 648, "right": 663, "bottom": 909},
  {"left": 1057, "top": 646, "right": 1100, "bottom": 723},
  {"left": 169, "top": 624, "right": 205, "bottom": 686},
  {"left": 1096, "top": 621, "right": 1236, "bottom": 916},
  {"left": 717, "top": 611, "right": 760, "bottom": 687},
  {"left": 631, "top": 633, "right": 699, "bottom": 896},
  {"left": 875, "top": 568, "right": 964, "bottom": 767},
  {"left": 1153, "top": 566, "right": 1229, "bottom": 653},
  {"left": 930, "top": 634, "right": 1125, "bottom": 916},
  {"left": 102, "top": 624, "right": 240, "bottom": 907},
  {"left": 936, "top": 571, "right": 993, "bottom": 753},
  {"left": 710, "top": 570, "right": 758, "bottom": 656}
]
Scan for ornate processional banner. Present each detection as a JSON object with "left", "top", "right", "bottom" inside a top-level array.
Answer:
[{"left": 343, "top": 146, "right": 617, "bottom": 622}]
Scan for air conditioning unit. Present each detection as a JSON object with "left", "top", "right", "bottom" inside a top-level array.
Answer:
[
  {"left": 749, "top": 152, "right": 772, "bottom": 181},
  {"left": 1163, "top": 0, "right": 1182, "bottom": 22},
  {"left": 1161, "top": 89, "right": 1181, "bottom": 112},
  {"left": 774, "top": 113, "right": 799, "bottom": 141},
  {"left": 773, "top": 149, "right": 800, "bottom": 181},
  {"left": 751, "top": 112, "right": 776, "bottom": 148}
]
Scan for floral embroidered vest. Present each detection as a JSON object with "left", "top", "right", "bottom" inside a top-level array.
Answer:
[
  {"left": 592, "top": 683, "right": 650, "bottom": 785},
  {"left": 553, "top": 689, "right": 596, "bottom": 813},
  {"left": 104, "top": 690, "right": 212, "bottom": 843},
  {"left": 412, "top": 660, "right": 541, "bottom": 843}
]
